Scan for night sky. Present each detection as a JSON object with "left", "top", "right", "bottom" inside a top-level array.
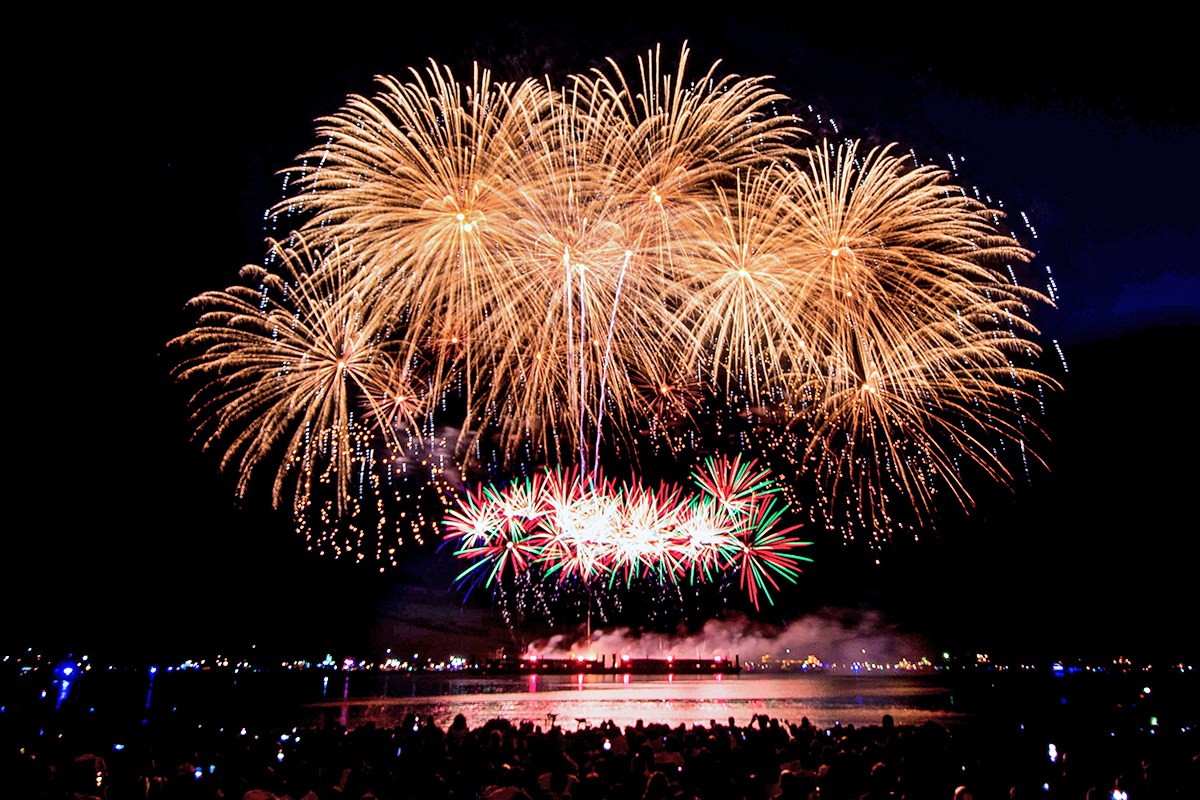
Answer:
[{"left": 8, "top": 9, "right": 1197, "bottom": 666}]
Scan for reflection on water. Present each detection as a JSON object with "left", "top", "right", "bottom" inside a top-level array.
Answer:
[
  {"left": 13, "top": 664, "right": 1195, "bottom": 748},
  {"left": 305, "top": 672, "right": 966, "bottom": 731}
]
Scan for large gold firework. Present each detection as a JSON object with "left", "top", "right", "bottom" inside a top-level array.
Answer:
[
  {"left": 782, "top": 141, "right": 1056, "bottom": 535},
  {"left": 169, "top": 237, "right": 422, "bottom": 521},
  {"left": 679, "top": 163, "right": 815, "bottom": 406},
  {"left": 274, "top": 62, "right": 549, "bottom": 413},
  {"left": 267, "top": 44, "right": 810, "bottom": 473},
  {"left": 172, "top": 42, "right": 1059, "bottom": 564}
]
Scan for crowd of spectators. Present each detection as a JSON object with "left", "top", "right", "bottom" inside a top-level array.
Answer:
[{"left": 8, "top": 705, "right": 1198, "bottom": 800}]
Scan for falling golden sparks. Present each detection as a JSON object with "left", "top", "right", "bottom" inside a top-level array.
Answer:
[
  {"left": 171, "top": 42, "right": 1060, "bottom": 577},
  {"left": 782, "top": 141, "right": 1057, "bottom": 533},
  {"left": 170, "top": 237, "right": 412, "bottom": 512}
]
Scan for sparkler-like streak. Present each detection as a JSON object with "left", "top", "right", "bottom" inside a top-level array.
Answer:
[{"left": 170, "top": 42, "right": 1060, "bottom": 609}]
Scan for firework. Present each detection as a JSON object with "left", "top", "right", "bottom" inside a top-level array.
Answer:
[
  {"left": 678, "top": 163, "right": 815, "bottom": 406},
  {"left": 170, "top": 237, "right": 401, "bottom": 507},
  {"left": 571, "top": 43, "right": 806, "bottom": 273},
  {"left": 441, "top": 455, "right": 811, "bottom": 610},
  {"left": 784, "top": 141, "right": 1057, "bottom": 536},
  {"left": 269, "top": 44, "right": 809, "bottom": 474},
  {"left": 274, "top": 63, "right": 549, "bottom": 418},
  {"left": 171, "top": 42, "right": 1059, "bottom": 600},
  {"left": 169, "top": 237, "right": 458, "bottom": 559}
]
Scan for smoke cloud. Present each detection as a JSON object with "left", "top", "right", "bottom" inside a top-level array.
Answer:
[{"left": 523, "top": 607, "right": 932, "bottom": 666}]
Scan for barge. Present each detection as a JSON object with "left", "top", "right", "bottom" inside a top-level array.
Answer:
[{"left": 474, "top": 654, "right": 741, "bottom": 675}]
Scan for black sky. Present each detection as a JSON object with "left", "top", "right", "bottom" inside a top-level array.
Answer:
[{"left": 8, "top": 9, "right": 1197, "bottom": 665}]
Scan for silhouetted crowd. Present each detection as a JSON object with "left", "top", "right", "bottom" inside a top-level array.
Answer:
[{"left": 7, "top": 707, "right": 1198, "bottom": 800}]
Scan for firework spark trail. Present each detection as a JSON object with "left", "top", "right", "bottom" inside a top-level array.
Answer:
[{"left": 592, "top": 249, "right": 633, "bottom": 478}]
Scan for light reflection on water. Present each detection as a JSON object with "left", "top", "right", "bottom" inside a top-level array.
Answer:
[{"left": 304, "top": 672, "right": 966, "bottom": 731}]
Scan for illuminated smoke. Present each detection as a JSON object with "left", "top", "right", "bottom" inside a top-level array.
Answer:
[{"left": 524, "top": 607, "right": 931, "bottom": 666}]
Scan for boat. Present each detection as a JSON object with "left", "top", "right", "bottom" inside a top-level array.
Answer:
[{"left": 473, "top": 654, "right": 741, "bottom": 675}]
